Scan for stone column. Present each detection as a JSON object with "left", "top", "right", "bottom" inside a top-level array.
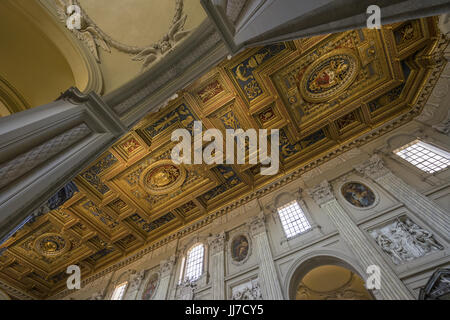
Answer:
[
  {"left": 154, "top": 255, "right": 176, "bottom": 300},
  {"left": 307, "top": 180, "right": 414, "bottom": 300},
  {"left": 0, "top": 88, "right": 126, "bottom": 241},
  {"left": 248, "top": 213, "right": 284, "bottom": 300},
  {"left": 208, "top": 232, "right": 226, "bottom": 300},
  {"left": 355, "top": 154, "right": 449, "bottom": 240}
]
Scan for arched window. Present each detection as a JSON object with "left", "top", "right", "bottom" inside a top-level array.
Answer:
[
  {"left": 394, "top": 140, "right": 450, "bottom": 173},
  {"left": 183, "top": 243, "right": 205, "bottom": 282},
  {"left": 111, "top": 281, "right": 128, "bottom": 300},
  {"left": 277, "top": 200, "right": 311, "bottom": 238}
]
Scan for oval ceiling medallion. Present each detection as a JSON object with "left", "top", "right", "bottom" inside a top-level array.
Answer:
[
  {"left": 300, "top": 49, "right": 360, "bottom": 103},
  {"left": 140, "top": 160, "right": 186, "bottom": 195},
  {"left": 34, "top": 233, "right": 70, "bottom": 257}
]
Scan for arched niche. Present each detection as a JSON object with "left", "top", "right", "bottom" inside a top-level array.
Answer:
[
  {"left": 285, "top": 251, "right": 375, "bottom": 300},
  {"left": 0, "top": 0, "right": 102, "bottom": 112},
  {"left": 273, "top": 191, "right": 296, "bottom": 208}
]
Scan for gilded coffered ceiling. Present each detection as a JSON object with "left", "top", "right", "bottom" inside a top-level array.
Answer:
[{"left": 0, "top": 17, "right": 446, "bottom": 299}]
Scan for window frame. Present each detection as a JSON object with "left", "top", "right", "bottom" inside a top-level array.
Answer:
[
  {"left": 276, "top": 200, "right": 313, "bottom": 240},
  {"left": 110, "top": 281, "right": 128, "bottom": 300},
  {"left": 180, "top": 242, "right": 206, "bottom": 283},
  {"left": 393, "top": 139, "right": 450, "bottom": 175}
]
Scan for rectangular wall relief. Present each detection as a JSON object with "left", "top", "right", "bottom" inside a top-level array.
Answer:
[{"left": 369, "top": 216, "right": 444, "bottom": 265}]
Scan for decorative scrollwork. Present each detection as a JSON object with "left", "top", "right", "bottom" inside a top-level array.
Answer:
[{"left": 55, "top": 0, "right": 190, "bottom": 70}]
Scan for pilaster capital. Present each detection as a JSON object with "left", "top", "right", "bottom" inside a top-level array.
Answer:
[
  {"left": 247, "top": 213, "right": 266, "bottom": 237},
  {"left": 129, "top": 269, "right": 146, "bottom": 290},
  {"left": 354, "top": 154, "right": 391, "bottom": 180},
  {"left": 160, "top": 255, "right": 176, "bottom": 277},
  {"left": 307, "top": 180, "right": 335, "bottom": 206},
  {"left": 207, "top": 232, "right": 226, "bottom": 255}
]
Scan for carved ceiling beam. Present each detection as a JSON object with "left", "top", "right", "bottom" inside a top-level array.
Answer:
[
  {"left": 107, "top": 180, "right": 153, "bottom": 222},
  {"left": 193, "top": 197, "right": 207, "bottom": 214},
  {"left": 6, "top": 251, "right": 47, "bottom": 277},
  {"left": 232, "top": 166, "right": 255, "bottom": 188},
  {"left": 327, "top": 121, "right": 341, "bottom": 142},
  {"left": 121, "top": 221, "right": 147, "bottom": 243},
  {"left": 360, "top": 103, "right": 372, "bottom": 125},
  {"left": 65, "top": 207, "right": 111, "bottom": 243}
]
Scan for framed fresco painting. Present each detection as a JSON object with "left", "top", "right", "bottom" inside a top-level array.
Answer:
[{"left": 341, "top": 182, "right": 376, "bottom": 208}]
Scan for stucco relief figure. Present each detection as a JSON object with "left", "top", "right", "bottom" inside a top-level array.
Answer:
[
  {"left": 374, "top": 233, "right": 409, "bottom": 264},
  {"left": 231, "top": 235, "right": 249, "bottom": 262},
  {"left": 232, "top": 280, "right": 262, "bottom": 300},
  {"left": 371, "top": 218, "right": 443, "bottom": 265},
  {"left": 176, "top": 280, "right": 197, "bottom": 300},
  {"left": 341, "top": 182, "right": 376, "bottom": 208},
  {"left": 404, "top": 219, "right": 444, "bottom": 252}
]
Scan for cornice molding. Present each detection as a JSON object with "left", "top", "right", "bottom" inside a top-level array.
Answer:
[{"left": 0, "top": 280, "right": 35, "bottom": 300}]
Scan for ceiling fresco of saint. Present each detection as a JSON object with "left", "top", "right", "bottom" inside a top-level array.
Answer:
[{"left": 0, "top": 17, "right": 446, "bottom": 299}]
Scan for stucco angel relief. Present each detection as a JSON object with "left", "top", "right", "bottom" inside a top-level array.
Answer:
[
  {"left": 55, "top": 0, "right": 190, "bottom": 69},
  {"left": 55, "top": 0, "right": 110, "bottom": 62}
]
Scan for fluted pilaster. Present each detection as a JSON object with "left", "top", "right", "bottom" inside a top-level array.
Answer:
[
  {"left": 308, "top": 180, "right": 414, "bottom": 300},
  {"left": 248, "top": 213, "right": 284, "bottom": 300},
  {"left": 124, "top": 270, "right": 145, "bottom": 300},
  {"left": 355, "top": 154, "right": 449, "bottom": 240},
  {"left": 154, "top": 255, "right": 176, "bottom": 300},
  {"left": 208, "top": 232, "right": 226, "bottom": 300}
]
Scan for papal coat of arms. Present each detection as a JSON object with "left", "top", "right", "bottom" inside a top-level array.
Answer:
[{"left": 299, "top": 49, "right": 360, "bottom": 103}]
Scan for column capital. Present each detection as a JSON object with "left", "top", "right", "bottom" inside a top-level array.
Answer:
[
  {"left": 129, "top": 269, "right": 146, "bottom": 291},
  {"left": 248, "top": 213, "right": 266, "bottom": 237},
  {"left": 354, "top": 154, "right": 391, "bottom": 180},
  {"left": 307, "top": 180, "right": 335, "bottom": 206},
  {"left": 160, "top": 255, "right": 176, "bottom": 277},
  {"left": 207, "top": 231, "right": 226, "bottom": 255}
]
